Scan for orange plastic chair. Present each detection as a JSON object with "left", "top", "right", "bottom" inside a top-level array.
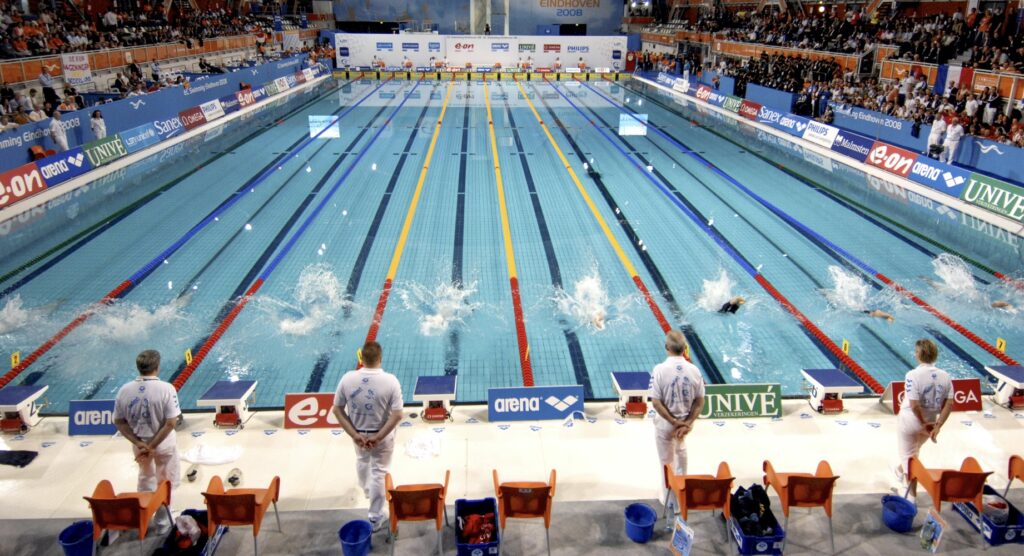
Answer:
[
  {"left": 83, "top": 479, "right": 171, "bottom": 554},
  {"left": 1006, "top": 454, "right": 1024, "bottom": 497},
  {"left": 202, "top": 475, "right": 281, "bottom": 556},
  {"left": 763, "top": 460, "right": 839, "bottom": 554},
  {"left": 384, "top": 470, "right": 450, "bottom": 556},
  {"left": 664, "top": 462, "right": 734, "bottom": 528},
  {"left": 493, "top": 469, "right": 556, "bottom": 556},
  {"left": 905, "top": 456, "right": 992, "bottom": 513}
]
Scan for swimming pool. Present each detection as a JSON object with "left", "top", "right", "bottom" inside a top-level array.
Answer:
[{"left": 1, "top": 76, "right": 1021, "bottom": 412}]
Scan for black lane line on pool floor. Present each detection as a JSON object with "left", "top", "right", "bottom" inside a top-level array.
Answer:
[
  {"left": 625, "top": 82, "right": 999, "bottom": 286},
  {"left": 605, "top": 84, "right": 992, "bottom": 378},
  {"left": 165, "top": 90, "right": 408, "bottom": 387},
  {"left": 445, "top": 83, "right": 471, "bottom": 377},
  {"left": 500, "top": 86, "right": 592, "bottom": 397},
  {"left": 563, "top": 86, "right": 927, "bottom": 384},
  {"left": 305, "top": 83, "right": 441, "bottom": 393},
  {"left": 530, "top": 85, "right": 725, "bottom": 385},
  {"left": 0, "top": 80, "right": 350, "bottom": 297}
]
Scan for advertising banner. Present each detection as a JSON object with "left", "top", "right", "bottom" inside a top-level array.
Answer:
[
  {"left": 801, "top": 121, "right": 839, "bottom": 148},
  {"left": 274, "top": 77, "right": 291, "bottom": 92},
  {"left": 60, "top": 53, "right": 94, "bottom": 86},
  {"left": 236, "top": 88, "right": 258, "bottom": 109},
  {"left": 884, "top": 379, "right": 983, "bottom": 415},
  {"left": 82, "top": 135, "right": 128, "bottom": 167},
  {"left": 905, "top": 157, "right": 970, "bottom": 197},
  {"left": 698, "top": 384, "right": 782, "bottom": 419},
  {"left": 199, "top": 99, "right": 226, "bottom": 122},
  {"left": 178, "top": 106, "right": 208, "bottom": 130},
  {"left": 68, "top": 400, "right": 117, "bottom": 435},
  {"left": 960, "top": 173, "right": 1024, "bottom": 222},
  {"left": 283, "top": 393, "right": 340, "bottom": 428},
  {"left": 0, "top": 162, "right": 45, "bottom": 210},
  {"left": 36, "top": 147, "right": 92, "bottom": 187},
  {"left": 487, "top": 385, "right": 584, "bottom": 422},
  {"left": 218, "top": 93, "right": 241, "bottom": 115},
  {"left": 830, "top": 129, "right": 874, "bottom": 163},
  {"left": 866, "top": 141, "right": 919, "bottom": 178},
  {"left": 738, "top": 99, "right": 761, "bottom": 120},
  {"left": 119, "top": 122, "right": 162, "bottom": 154}
]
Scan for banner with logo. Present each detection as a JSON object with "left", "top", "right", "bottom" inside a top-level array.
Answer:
[
  {"left": 0, "top": 161, "right": 46, "bottom": 210},
  {"left": 738, "top": 100, "right": 761, "bottom": 120},
  {"left": 487, "top": 385, "right": 584, "bottom": 422},
  {"left": 829, "top": 102, "right": 929, "bottom": 153},
  {"left": 283, "top": 393, "right": 340, "bottom": 428},
  {"left": 883, "top": 379, "right": 983, "bottom": 415},
  {"left": 801, "top": 121, "right": 839, "bottom": 148},
  {"left": 118, "top": 122, "right": 162, "bottom": 154},
  {"left": 905, "top": 157, "right": 970, "bottom": 198},
  {"left": 830, "top": 129, "right": 874, "bottom": 163},
  {"left": 961, "top": 173, "right": 1024, "bottom": 222},
  {"left": 866, "top": 141, "right": 918, "bottom": 178},
  {"left": 218, "top": 93, "right": 241, "bottom": 115},
  {"left": 68, "top": 400, "right": 117, "bottom": 435},
  {"left": 60, "top": 53, "right": 94, "bottom": 86},
  {"left": 698, "top": 384, "right": 782, "bottom": 419},
  {"left": 179, "top": 106, "right": 208, "bottom": 130},
  {"left": 35, "top": 147, "right": 92, "bottom": 187},
  {"left": 82, "top": 135, "right": 128, "bottom": 167},
  {"left": 199, "top": 99, "right": 226, "bottom": 122}
]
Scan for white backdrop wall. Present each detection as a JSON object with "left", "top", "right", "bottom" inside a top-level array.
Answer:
[{"left": 332, "top": 33, "right": 627, "bottom": 70}]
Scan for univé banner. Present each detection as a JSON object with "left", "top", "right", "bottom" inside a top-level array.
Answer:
[
  {"left": 960, "top": 173, "right": 1024, "bottom": 223},
  {"left": 699, "top": 384, "right": 782, "bottom": 419}
]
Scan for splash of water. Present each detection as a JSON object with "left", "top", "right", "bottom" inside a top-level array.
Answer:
[
  {"left": 696, "top": 269, "right": 735, "bottom": 312},
  {"left": 86, "top": 299, "right": 186, "bottom": 343},
  {"left": 553, "top": 273, "right": 637, "bottom": 331},
  {"left": 276, "top": 264, "right": 346, "bottom": 336},
  {"left": 931, "top": 253, "right": 978, "bottom": 299},
  {"left": 823, "top": 266, "right": 871, "bottom": 311},
  {"left": 398, "top": 281, "right": 480, "bottom": 336},
  {"left": 0, "top": 295, "right": 30, "bottom": 335}
]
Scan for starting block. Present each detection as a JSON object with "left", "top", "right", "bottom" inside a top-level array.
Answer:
[
  {"left": 611, "top": 372, "right": 652, "bottom": 418},
  {"left": 413, "top": 376, "right": 457, "bottom": 422},
  {"left": 986, "top": 365, "right": 1024, "bottom": 409},
  {"left": 197, "top": 380, "right": 257, "bottom": 429},
  {"left": 801, "top": 369, "right": 864, "bottom": 414},
  {"left": 0, "top": 385, "right": 49, "bottom": 433}
]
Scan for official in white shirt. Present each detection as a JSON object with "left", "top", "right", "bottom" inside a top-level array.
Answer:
[
  {"left": 650, "top": 330, "right": 705, "bottom": 478},
  {"left": 48, "top": 110, "right": 68, "bottom": 152},
  {"left": 895, "top": 339, "right": 953, "bottom": 502},
  {"left": 926, "top": 112, "right": 947, "bottom": 157},
  {"left": 332, "top": 341, "right": 404, "bottom": 530},
  {"left": 942, "top": 120, "right": 965, "bottom": 164}
]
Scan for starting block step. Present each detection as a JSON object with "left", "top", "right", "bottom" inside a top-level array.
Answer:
[
  {"left": 986, "top": 365, "right": 1024, "bottom": 409},
  {"left": 413, "top": 376, "right": 457, "bottom": 422},
  {"left": 611, "top": 372, "right": 652, "bottom": 418},
  {"left": 801, "top": 369, "right": 864, "bottom": 414},
  {"left": 197, "top": 380, "right": 257, "bottom": 429}
]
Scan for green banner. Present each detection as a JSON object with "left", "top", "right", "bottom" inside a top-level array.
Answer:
[
  {"left": 519, "top": 43, "right": 536, "bottom": 52},
  {"left": 722, "top": 95, "right": 743, "bottom": 113},
  {"left": 699, "top": 383, "right": 782, "bottom": 419},
  {"left": 961, "top": 173, "right": 1024, "bottom": 222},
  {"left": 82, "top": 135, "right": 127, "bottom": 167}
]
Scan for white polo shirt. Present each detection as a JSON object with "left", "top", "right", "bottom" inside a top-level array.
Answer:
[
  {"left": 333, "top": 368, "right": 403, "bottom": 432},
  {"left": 114, "top": 376, "right": 181, "bottom": 448},
  {"left": 900, "top": 364, "right": 953, "bottom": 423},
  {"left": 649, "top": 356, "right": 705, "bottom": 432}
]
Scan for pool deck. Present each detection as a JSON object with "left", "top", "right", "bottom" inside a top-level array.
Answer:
[{"left": 1, "top": 395, "right": 1021, "bottom": 523}]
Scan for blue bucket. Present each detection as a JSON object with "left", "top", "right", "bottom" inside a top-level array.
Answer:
[
  {"left": 58, "top": 521, "right": 93, "bottom": 556},
  {"left": 339, "top": 520, "right": 373, "bottom": 556},
  {"left": 882, "top": 494, "right": 917, "bottom": 533},
  {"left": 624, "top": 503, "right": 658, "bottom": 544}
]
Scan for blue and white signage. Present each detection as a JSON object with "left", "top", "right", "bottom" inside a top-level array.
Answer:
[
  {"left": 487, "top": 385, "right": 585, "bottom": 422},
  {"left": 830, "top": 130, "right": 874, "bottom": 162},
  {"left": 119, "top": 122, "right": 162, "bottom": 154},
  {"left": 491, "top": 42, "right": 510, "bottom": 52},
  {"left": 801, "top": 121, "right": 839, "bottom": 148},
  {"left": 36, "top": 147, "right": 92, "bottom": 187},
  {"left": 906, "top": 156, "right": 970, "bottom": 197},
  {"left": 402, "top": 42, "right": 419, "bottom": 52},
  {"left": 376, "top": 42, "right": 394, "bottom": 52},
  {"left": 68, "top": 399, "right": 117, "bottom": 436}
]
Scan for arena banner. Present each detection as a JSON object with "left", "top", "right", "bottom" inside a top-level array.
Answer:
[
  {"left": 82, "top": 135, "right": 128, "bottom": 167},
  {"left": 905, "top": 157, "right": 970, "bottom": 198},
  {"left": 118, "top": 122, "right": 162, "bottom": 154},
  {"left": 487, "top": 385, "right": 585, "bottom": 422},
  {"left": 68, "top": 400, "right": 116, "bottom": 436},
  {"left": 960, "top": 173, "right": 1024, "bottom": 222},
  {"left": 698, "top": 384, "right": 782, "bottom": 419},
  {"left": 830, "top": 129, "right": 874, "bottom": 163},
  {"left": 36, "top": 147, "right": 92, "bottom": 187},
  {"left": 866, "top": 141, "right": 919, "bottom": 178},
  {"left": 178, "top": 107, "right": 208, "bottom": 131},
  {"left": 881, "top": 379, "right": 983, "bottom": 415},
  {"left": 0, "top": 161, "right": 46, "bottom": 210},
  {"left": 283, "top": 393, "right": 340, "bottom": 428},
  {"left": 801, "top": 120, "right": 839, "bottom": 149},
  {"left": 60, "top": 52, "right": 94, "bottom": 86},
  {"left": 738, "top": 99, "right": 761, "bottom": 120}
]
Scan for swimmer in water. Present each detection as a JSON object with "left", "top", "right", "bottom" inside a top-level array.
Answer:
[
  {"left": 862, "top": 309, "right": 894, "bottom": 322},
  {"left": 718, "top": 296, "right": 745, "bottom": 314},
  {"left": 591, "top": 310, "right": 606, "bottom": 330},
  {"left": 992, "top": 300, "right": 1014, "bottom": 310}
]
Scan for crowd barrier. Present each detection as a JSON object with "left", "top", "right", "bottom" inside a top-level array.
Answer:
[
  {"left": 0, "top": 61, "right": 325, "bottom": 214},
  {"left": 649, "top": 72, "right": 1024, "bottom": 225},
  {"left": 0, "top": 56, "right": 314, "bottom": 176},
  {"left": 745, "top": 83, "right": 796, "bottom": 113}
]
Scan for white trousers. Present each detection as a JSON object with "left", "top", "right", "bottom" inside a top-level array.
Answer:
[
  {"left": 355, "top": 433, "right": 395, "bottom": 522},
  {"left": 655, "top": 426, "right": 688, "bottom": 477},
  {"left": 926, "top": 133, "right": 942, "bottom": 152},
  {"left": 942, "top": 139, "right": 960, "bottom": 164},
  {"left": 133, "top": 441, "right": 180, "bottom": 493},
  {"left": 896, "top": 412, "right": 929, "bottom": 473}
]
